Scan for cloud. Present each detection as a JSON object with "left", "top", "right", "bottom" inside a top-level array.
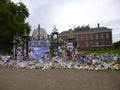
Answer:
[{"left": 11, "top": 0, "right": 120, "bottom": 42}]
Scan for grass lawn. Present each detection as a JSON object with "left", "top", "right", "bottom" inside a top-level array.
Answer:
[{"left": 86, "top": 49, "right": 120, "bottom": 55}]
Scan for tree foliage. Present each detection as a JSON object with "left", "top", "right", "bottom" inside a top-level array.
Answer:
[
  {"left": 0, "top": 0, "right": 31, "bottom": 53},
  {"left": 113, "top": 41, "right": 120, "bottom": 49}
]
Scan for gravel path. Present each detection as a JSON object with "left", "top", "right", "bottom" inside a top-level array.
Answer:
[{"left": 0, "top": 67, "right": 120, "bottom": 90}]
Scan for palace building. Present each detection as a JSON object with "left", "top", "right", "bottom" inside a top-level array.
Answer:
[{"left": 60, "top": 23, "right": 113, "bottom": 51}]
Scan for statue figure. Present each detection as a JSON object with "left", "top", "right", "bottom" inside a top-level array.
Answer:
[{"left": 53, "top": 25, "right": 58, "bottom": 32}]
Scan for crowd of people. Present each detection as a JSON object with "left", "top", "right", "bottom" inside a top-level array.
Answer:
[{"left": 0, "top": 51, "right": 120, "bottom": 70}]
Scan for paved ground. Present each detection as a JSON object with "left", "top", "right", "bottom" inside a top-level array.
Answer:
[{"left": 0, "top": 67, "right": 120, "bottom": 90}]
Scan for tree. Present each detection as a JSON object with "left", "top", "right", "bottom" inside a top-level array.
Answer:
[
  {"left": 0, "top": 0, "right": 31, "bottom": 53},
  {"left": 113, "top": 41, "right": 120, "bottom": 49}
]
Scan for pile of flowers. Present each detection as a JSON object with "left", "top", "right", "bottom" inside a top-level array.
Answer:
[{"left": 0, "top": 55, "right": 120, "bottom": 70}]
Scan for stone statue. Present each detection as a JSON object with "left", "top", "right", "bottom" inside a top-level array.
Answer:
[{"left": 53, "top": 25, "right": 58, "bottom": 32}]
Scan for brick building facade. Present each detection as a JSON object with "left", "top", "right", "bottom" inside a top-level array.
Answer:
[{"left": 60, "top": 24, "right": 113, "bottom": 51}]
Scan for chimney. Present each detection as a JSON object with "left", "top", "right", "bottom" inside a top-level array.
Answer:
[{"left": 97, "top": 23, "right": 100, "bottom": 28}]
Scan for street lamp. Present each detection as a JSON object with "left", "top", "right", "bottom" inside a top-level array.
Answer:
[
  {"left": 12, "top": 35, "right": 17, "bottom": 60},
  {"left": 68, "top": 29, "right": 76, "bottom": 60},
  {"left": 51, "top": 25, "right": 59, "bottom": 56},
  {"left": 23, "top": 29, "right": 29, "bottom": 60}
]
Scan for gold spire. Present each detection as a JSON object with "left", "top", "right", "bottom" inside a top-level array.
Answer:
[
  {"left": 18, "top": 40, "right": 23, "bottom": 46},
  {"left": 41, "top": 32, "right": 45, "bottom": 38},
  {"left": 52, "top": 25, "right": 58, "bottom": 32},
  {"left": 12, "top": 35, "right": 17, "bottom": 44},
  {"left": 23, "top": 29, "right": 27, "bottom": 36}
]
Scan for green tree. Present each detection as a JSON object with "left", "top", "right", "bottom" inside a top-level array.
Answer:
[
  {"left": 0, "top": 0, "right": 31, "bottom": 53},
  {"left": 113, "top": 41, "right": 120, "bottom": 49}
]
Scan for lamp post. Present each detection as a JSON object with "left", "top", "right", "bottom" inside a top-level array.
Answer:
[
  {"left": 67, "top": 29, "right": 75, "bottom": 60},
  {"left": 50, "top": 34, "right": 53, "bottom": 57},
  {"left": 23, "top": 29, "right": 29, "bottom": 60},
  {"left": 51, "top": 25, "right": 58, "bottom": 56},
  {"left": 12, "top": 36, "right": 17, "bottom": 60}
]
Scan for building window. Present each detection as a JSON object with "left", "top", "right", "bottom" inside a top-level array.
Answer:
[
  {"left": 106, "top": 41, "right": 110, "bottom": 45},
  {"left": 76, "top": 36, "right": 79, "bottom": 41},
  {"left": 91, "top": 41, "right": 93, "bottom": 45},
  {"left": 90, "top": 34, "right": 93, "bottom": 40},
  {"left": 86, "top": 42, "right": 88, "bottom": 47},
  {"left": 100, "top": 34, "right": 104, "bottom": 39},
  {"left": 106, "top": 33, "right": 109, "bottom": 39},
  {"left": 101, "top": 40, "right": 105, "bottom": 46},
  {"left": 95, "top": 34, "right": 98, "bottom": 40},
  {"left": 81, "top": 35, "right": 84, "bottom": 40},
  {"left": 86, "top": 35, "right": 88, "bottom": 40},
  {"left": 91, "top": 41, "right": 94, "bottom": 47},
  {"left": 96, "top": 41, "right": 99, "bottom": 45}
]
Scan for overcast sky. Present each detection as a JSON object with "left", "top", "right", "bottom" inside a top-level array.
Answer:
[{"left": 11, "top": 0, "right": 120, "bottom": 42}]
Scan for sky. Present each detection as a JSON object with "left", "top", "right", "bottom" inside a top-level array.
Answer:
[{"left": 11, "top": 0, "right": 120, "bottom": 42}]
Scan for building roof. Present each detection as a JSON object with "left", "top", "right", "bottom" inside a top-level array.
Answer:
[{"left": 60, "top": 27, "right": 112, "bottom": 36}]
